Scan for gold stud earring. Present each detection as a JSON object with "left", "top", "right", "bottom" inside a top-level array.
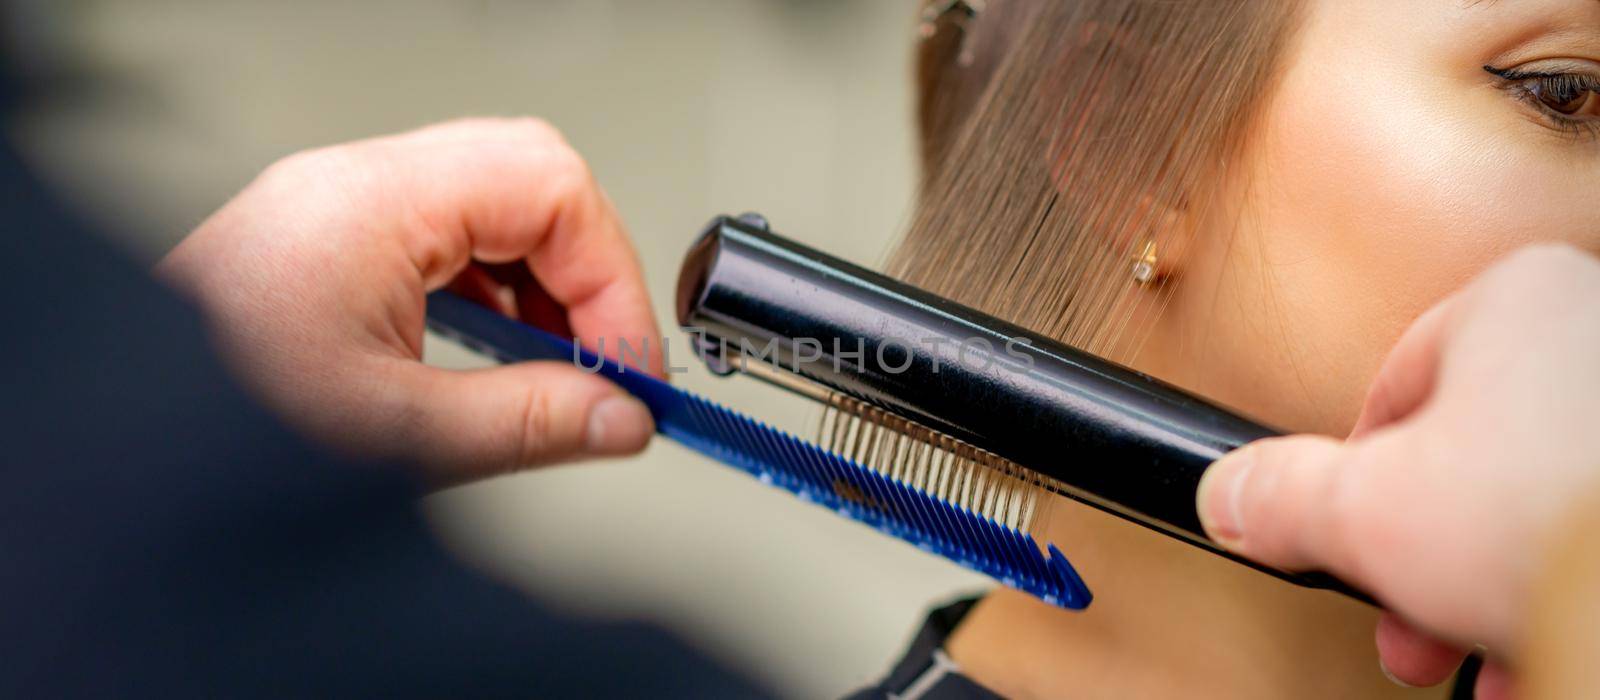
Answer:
[{"left": 1132, "top": 240, "right": 1158, "bottom": 285}]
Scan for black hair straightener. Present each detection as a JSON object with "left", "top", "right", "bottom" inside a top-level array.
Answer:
[{"left": 425, "top": 213, "right": 1368, "bottom": 609}]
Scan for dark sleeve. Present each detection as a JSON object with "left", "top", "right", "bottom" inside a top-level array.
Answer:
[{"left": 0, "top": 142, "right": 767, "bottom": 699}]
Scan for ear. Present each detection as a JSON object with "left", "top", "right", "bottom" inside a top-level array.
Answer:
[{"left": 1117, "top": 193, "right": 1193, "bottom": 287}]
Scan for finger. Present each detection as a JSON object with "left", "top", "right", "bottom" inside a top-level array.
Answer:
[
  {"left": 1474, "top": 659, "right": 1515, "bottom": 700},
  {"left": 1374, "top": 612, "right": 1468, "bottom": 688},
  {"left": 514, "top": 276, "right": 577, "bottom": 340},
  {"left": 396, "top": 360, "right": 654, "bottom": 480},
  {"left": 1195, "top": 435, "right": 1354, "bottom": 571},
  {"left": 478, "top": 260, "right": 576, "bottom": 338},
  {"left": 365, "top": 118, "right": 662, "bottom": 374},
  {"left": 445, "top": 264, "right": 517, "bottom": 317},
  {"left": 1348, "top": 293, "right": 1464, "bottom": 438}
]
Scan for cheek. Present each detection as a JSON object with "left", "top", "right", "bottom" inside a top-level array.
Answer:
[{"left": 1223, "top": 59, "right": 1596, "bottom": 433}]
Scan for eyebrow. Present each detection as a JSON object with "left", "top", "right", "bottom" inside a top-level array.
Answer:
[
  {"left": 1470, "top": 0, "right": 1600, "bottom": 5},
  {"left": 1466, "top": 0, "right": 1600, "bottom": 11},
  {"left": 1469, "top": 0, "right": 1600, "bottom": 4}
]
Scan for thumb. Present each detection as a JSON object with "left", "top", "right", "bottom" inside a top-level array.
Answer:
[
  {"left": 398, "top": 360, "right": 655, "bottom": 481},
  {"left": 1349, "top": 294, "right": 1461, "bottom": 438},
  {"left": 1195, "top": 435, "right": 1361, "bottom": 573}
]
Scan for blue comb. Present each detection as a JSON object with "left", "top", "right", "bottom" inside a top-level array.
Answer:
[{"left": 425, "top": 291, "right": 1091, "bottom": 610}]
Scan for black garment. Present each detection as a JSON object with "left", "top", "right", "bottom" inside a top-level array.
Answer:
[
  {"left": 0, "top": 139, "right": 764, "bottom": 696},
  {"left": 845, "top": 597, "right": 1000, "bottom": 700},
  {"left": 851, "top": 597, "right": 1484, "bottom": 699}
]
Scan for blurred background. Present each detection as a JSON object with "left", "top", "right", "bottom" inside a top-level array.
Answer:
[{"left": 4, "top": 1, "right": 989, "bottom": 696}]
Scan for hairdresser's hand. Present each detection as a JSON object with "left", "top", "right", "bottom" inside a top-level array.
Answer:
[
  {"left": 1195, "top": 244, "right": 1600, "bottom": 694},
  {"left": 160, "top": 119, "right": 663, "bottom": 483}
]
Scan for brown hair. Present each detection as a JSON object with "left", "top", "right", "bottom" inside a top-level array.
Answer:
[{"left": 894, "top": 0, "right": 1303, "bottom": 360}]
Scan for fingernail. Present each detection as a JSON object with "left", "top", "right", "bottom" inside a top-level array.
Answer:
[
  {"left": 586, "top": 395, "right": 653, "bottom": 455},
  {"left": 1196, "top": 447, "right": 1253, "bottom": 548},
  {"left": 1378, "top": 658, "right": 1414, "bottom": 688}
]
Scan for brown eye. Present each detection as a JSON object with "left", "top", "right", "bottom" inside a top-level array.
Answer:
[{"left": 1530, "top": 76, "right": 1600, "bottom": 117}]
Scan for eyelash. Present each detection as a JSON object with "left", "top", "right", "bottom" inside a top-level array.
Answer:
[{"left": 1483, "top": 65, "right": 1600, "bottom": 139}]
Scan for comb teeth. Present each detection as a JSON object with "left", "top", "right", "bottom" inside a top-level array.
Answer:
[
  {"left": 817, "top": 394, "right": 1063, "bottom": 536},
  {"left": 423, "top": 291, "right": 1092, "bottom": 609},
  {"left": 671, "top": 394, "right": 1089, "bottom": 609}
]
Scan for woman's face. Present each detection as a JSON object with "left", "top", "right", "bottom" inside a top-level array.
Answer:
[{"left": 1161, "top": 0, "right": 1600, "bottom": 435}]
